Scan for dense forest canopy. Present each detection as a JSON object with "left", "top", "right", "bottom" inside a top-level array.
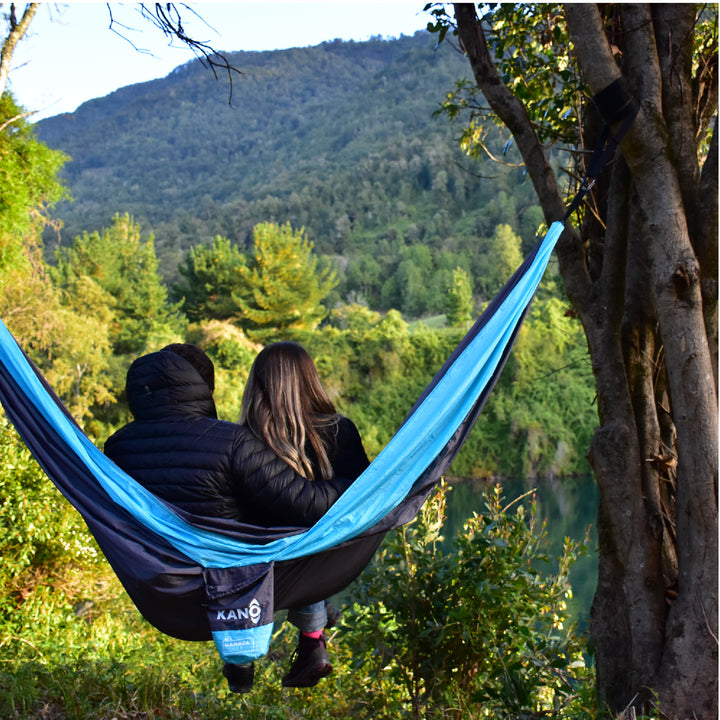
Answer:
[{"left": 35, "top": 31, "right": 545, "bottom": 309}]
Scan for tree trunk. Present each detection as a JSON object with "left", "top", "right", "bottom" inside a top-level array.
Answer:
[
  {"left": 567, "top": 6, "right": 718, "bottom": 717},
  {"left": 0, "top": 3, "right": 39, "bottom": 100},
  {"left": 453, "top": 4, "right": 718, "bottom": 717}
]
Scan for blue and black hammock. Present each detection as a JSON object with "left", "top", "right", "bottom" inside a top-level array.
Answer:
[{"left": 0, "top": 222, "right": 564, "bottom": 663}]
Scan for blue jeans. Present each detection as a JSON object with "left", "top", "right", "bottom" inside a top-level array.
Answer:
[{"left": 287, "top": 601, "right": 327, "bottom": 633}]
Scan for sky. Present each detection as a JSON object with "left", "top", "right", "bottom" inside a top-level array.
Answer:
[{"left": 8, "top": 2, "right": 431, "bottom": 121}]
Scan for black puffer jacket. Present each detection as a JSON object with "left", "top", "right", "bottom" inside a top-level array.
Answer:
[{"left": 104, "top": 350, "right": 353, "bottom": 527}]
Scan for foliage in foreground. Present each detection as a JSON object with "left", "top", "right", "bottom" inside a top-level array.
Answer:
[
  {"left": 343, "top": 482, "right": 594, "bottom": 719},
  {"left": 0, "top": 466, "right": 596, "bottom": 719}
]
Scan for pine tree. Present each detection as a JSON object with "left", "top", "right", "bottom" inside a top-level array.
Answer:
[
  {"left": 235, "top": 222, "right": 337, "bottom": 334},
  {"left": 481, "top": 223, "right": 524, "bottom": 298},
  {"left": 0, "top": 92, "right": 66, "bottom": 275},
  {"left": 52, "top": 214, "right": 184, "bottom": 354},
  {"left": 173, "top": 235, "right": 248, "bottom": 322}
]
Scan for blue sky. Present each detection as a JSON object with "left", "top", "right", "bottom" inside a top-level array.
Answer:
[{"left": 9, "top": 2, "right": 430, "bottom": 121}]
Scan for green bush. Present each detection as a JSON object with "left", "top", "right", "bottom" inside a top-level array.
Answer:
[
  {"left": 0, "top": 440, "right": 595, "bottom": 719},
  {"left": 341, "top": 482, "right": 594, "bottom": 719},
  {"left": 290, "top": 298, "right": 595, "bottom": 478},
  {"left": 0, "top": 418, "right": 98, "bottom": 586}
]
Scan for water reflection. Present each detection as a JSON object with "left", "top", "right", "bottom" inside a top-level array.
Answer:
[{"left": 443, "top": 476, "right": 599, "bottom": 628}]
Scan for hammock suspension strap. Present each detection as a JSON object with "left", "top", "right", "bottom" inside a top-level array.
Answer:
[{"left": 564, "top": 76, "right": 639, "bottom": 221}]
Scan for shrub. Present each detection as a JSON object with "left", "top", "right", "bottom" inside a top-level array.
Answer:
[
  {"left": 342, "top": 482, "right": 594, "bottom": 719},
  {"left": 0, "top": 418, "right": 98, "bottom": 587}
]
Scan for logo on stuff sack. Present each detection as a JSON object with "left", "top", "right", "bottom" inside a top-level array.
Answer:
[{"left": 216, "top": 598, "right": 262, "bottom": 625}]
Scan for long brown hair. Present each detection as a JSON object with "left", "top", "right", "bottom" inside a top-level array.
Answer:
[{"left": 239, "top": 342, "right": 338, "bottom": 481}]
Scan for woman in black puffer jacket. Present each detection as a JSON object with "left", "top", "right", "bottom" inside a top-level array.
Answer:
[{"left": 233, "top": 341, "right": 370, "bottom": 692}]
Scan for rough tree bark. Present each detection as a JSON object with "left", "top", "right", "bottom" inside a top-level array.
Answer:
[{"left": 453, "top": 4, "right": 718, "bottom": 718}]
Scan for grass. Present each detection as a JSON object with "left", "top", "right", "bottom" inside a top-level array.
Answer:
[
  {"left": 0, "top": 563, "right": 364, "bottom": 720},
  {"left": 408, "top": 313, "right": 447, "bottom": 330}
]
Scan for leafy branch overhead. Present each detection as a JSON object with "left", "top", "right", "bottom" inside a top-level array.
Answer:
[{"left": 428, "top": 2, "right": 585, "bottom": 153}]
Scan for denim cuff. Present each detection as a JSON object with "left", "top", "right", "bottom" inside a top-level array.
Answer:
[{"left": 287, "top": 601, "right": 328, "bottom": 633}]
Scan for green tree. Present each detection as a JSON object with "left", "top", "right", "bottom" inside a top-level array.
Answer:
[
  {"left": 0, "top": 89, "right": 104, "bottom": 427},
  {"left": 437, "top": 4, "right": 718, "bottom": 716},
  {"left": 396, "top": 258, "right": 428, "bottom": 317},
  {"left": 0, "top": 92, "right": 66, "bottom": 275},
  {"left": 38, "top": 297, "right": 115, "bottom": 428},
  {"left": 0, "top": 80, "right": 116, "bottom": 431},
  {"left": 445, "top": 266, "right": 474, "bottom": 327},
  {"left": 52, "top": 214, "right": 184, "bottom": 355},
  {"left": 185, "top": 319, "right": 261, "bottom": 421},
  {"left": 479, "top": 223, "right": 524, "bottom": 298},
  {"left": 507, "top": 297, "right": 596, "bottom": 478},
  {"left": 235, "top": 221, "right": 337, "bottom": 334},
  {"left": 328, "top": 303, "right": 383, "bottom": 333},
  {"left": 345, "top": 253, "right": 383, "bottom": 306},
  {"left": 172, "top": 235, "right": 248, "bottom": 322},
  {"left": 394, "top": 244, "right": 434, "bottom": 318},
  {"left": 518, "top": 204, "right": 545, "bottom": 253}
]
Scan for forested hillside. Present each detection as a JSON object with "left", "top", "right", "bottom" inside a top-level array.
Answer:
[{"left": 37, "top": 31, "right": 544, "bottom": 309}]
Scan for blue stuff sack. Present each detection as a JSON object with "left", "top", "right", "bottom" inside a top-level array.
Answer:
[{"left": 204, "top": 562, "right": 274, "bottom": 664}]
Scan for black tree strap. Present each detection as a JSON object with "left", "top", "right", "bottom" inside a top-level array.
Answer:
[{"left": 563, "top": 76, "right": 640, "bottom": 221}]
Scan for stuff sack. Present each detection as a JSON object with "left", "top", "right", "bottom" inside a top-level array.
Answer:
[{"left": 204, "top": 563, "right": 274, "bottom": 664}]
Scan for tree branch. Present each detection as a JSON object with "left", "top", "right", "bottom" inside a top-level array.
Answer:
[
  {"left": 697, "top": 120, "right": 718, "bottom": 389},
  {"left": 652, "top": 4, "right": 700, "bottom": 213},
  {"left": 563, "top": 4, "right": 621, "bottom": 92},
  {"left": 453, "top": 3, "right": 566, "bottom": 224},
  {"left": 0, "top": 109, "right": 35, "bottom": 133},
  {"left": 452, "top": 2, "right": 594, "bottom": 325},
  {"left": 107, "top": 3, "right": 243, "bottom": 107}
]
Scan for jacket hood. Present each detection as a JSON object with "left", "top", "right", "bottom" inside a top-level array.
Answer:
[{"left": 126, "top": 351, "right": 218, "bottom": 421}]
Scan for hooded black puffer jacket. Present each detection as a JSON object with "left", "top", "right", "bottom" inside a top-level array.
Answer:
[{"left": 104, "top": 350, "right": 353, "bottom": 527}]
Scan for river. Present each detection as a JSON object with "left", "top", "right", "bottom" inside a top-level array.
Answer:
[{"left": 335, "top": 475, "right": 599, "bottom": 630}]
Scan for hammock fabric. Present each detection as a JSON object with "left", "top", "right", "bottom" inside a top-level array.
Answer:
[{"left": 0, "top": 221, "right": 563, "bottom": 663}]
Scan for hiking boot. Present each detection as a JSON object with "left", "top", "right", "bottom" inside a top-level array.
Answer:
[
  {"left": 281, "top": 633, "right": 332, "bottom": 688},
  {"left": 222, "top": 662, "right": 254, "bottom": 693}
]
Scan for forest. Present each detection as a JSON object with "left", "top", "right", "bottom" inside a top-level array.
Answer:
[
  {"left": 36, "top": 31, "right": 547, "bottom": 300},
  {"left": 0, "top": 4, "right": 716, "bottom": 720}
]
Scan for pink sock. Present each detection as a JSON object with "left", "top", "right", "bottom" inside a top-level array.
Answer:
[{"left": 302, "top": 630, "right": 323, "bottom": 639}]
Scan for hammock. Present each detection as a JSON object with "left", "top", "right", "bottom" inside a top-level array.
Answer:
[{"left": 0, "top": 221, "right": 563, "bottom": 664}]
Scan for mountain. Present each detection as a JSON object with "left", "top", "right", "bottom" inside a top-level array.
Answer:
[{"left": 36, "top": 32, "right": 541, "bottom": 298}]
